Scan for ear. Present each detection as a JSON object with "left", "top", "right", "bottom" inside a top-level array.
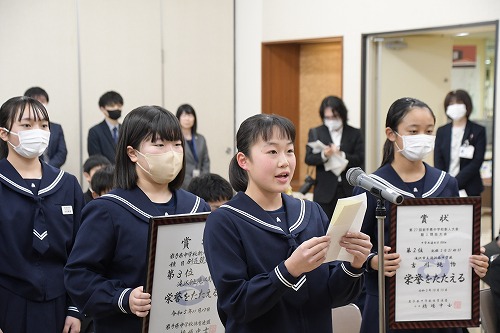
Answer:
[
  {"left": 236, "top": 152, "right": 249, "bottom": 171},
  {"left": 100, "top": 106, "right": 108, "bottom": 116},
  {"left": 83, "top": 172, "right": 91, "bottom": 184},
  {"left": 0, "top": 128, "right": 8, "bottom": 142},
  {"left": 385, "top": 127, "right": 397, "bottom": 142},
  {"left": 127, "top": 146, "right": 138, "bottom": 163}
]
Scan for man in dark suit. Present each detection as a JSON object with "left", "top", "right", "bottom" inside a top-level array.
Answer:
[
  {"left": 87, "top": 91, "right": 123, "bottom": 164},
  {"left": 305, "top": 96, "right": 364, "bottom": 220},
  {"left": 24, "top": 87, "right": 67, "bottom": 168}
]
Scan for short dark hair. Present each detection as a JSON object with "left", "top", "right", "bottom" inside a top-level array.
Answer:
[
  {"left": 83, "top": 154, "right": 111, "bottom": 173},
  {"left": 115, "top": 105, "right": 185, "bottom": 190},
  {"left": 24, "top": 87, "right": 49, "bottom": 103},
  {"left": 319, "top": 96, "right": 348, "bottom": 125},
  {"left": 229, "top": 114, "right": 295, "bottom": 192},
  {"left": 0, "top": 96, "right": 49, "bottom": 159},
  {"left": 444, "top": 89, "right": 473, "bottom": 118},
  {"left": 91, "top": 165, "right": 115, "bottom": 195},
  {"left": 98, "top": 91, "right": 123, "bottom": 108},
  {"left": 187, "top": 173, "right": 233, "bottom": 203},
  {"left": 176, "top": 104, "right": 198, "bottom": 134}
]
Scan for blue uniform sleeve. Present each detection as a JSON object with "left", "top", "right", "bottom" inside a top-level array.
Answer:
[
  {"left": 203, "top": 210, "right": 304, "bottom": 323},
  {"left": 64, "top": 201, "right": 133, "bottom": 319},
  {"left": 66, "top": 174, "right": 85, "bottom": 319}
]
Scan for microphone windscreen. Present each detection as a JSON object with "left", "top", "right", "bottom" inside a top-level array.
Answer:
[{"left": 346, "top": 167, "right": 364, "bottom": 186}]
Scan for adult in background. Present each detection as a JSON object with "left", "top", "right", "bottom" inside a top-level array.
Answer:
[
  {"left": 87, "top": 91, "right": 124, "bottom": 164},
  {"left": 305, "top": 95, "right": 364, "bottom": 220},
  {"left": 176, "top": 104, "right": 210, "bottom": 189},
  {"left": 24, "top": 87, "right": 67, "bottom": 168},
  {"left": 434, "top": 89, "right": 486, "bottom": 197}
]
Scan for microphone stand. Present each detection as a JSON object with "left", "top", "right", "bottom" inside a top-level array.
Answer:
[{"left": 376, "top": 199, "right": 386, "bottom": 333}]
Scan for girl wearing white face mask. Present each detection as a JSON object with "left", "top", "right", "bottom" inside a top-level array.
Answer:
[
  {"left": 0, "top": 96, "right": 84, "bottom": 333},
  {"left": 352, "top": 97, "right": 489, "bottom": 333},
  {"left": 434, "top": 89, "right": 486, "bottom": 197},
  {"left": 65, "top": 105, "right": 211, "bottom": 333}
]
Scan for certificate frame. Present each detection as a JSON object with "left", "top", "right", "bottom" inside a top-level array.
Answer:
[
  {"left": 388, "top": 197, "right": 481, "bottom": 329},
  {"left": 142, "top": 212, "right": 223, "bottom": 333}
]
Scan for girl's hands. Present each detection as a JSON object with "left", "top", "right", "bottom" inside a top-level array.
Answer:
[
  {"left": 371, "top": 246, "right": 400, "bottom": 277},
  {"left": 470, "top": 247, "right": 489, "bottom": 278},
  {"left": 129, "top": 286, "right": 152, "bottom": 317},
  {"left": 285, "top": 236, "right": 331, "bottom": 277},
  {"left": 340, "top": 232, "right": 372, "bottom": 268}
]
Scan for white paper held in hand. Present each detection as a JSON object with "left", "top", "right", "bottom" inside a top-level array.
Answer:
[
  {"left": 307, "top": 140, "right": 348, "bottom": 176},
  {"left": 323, "top": 192, "right": 367, "bottom": 263}
]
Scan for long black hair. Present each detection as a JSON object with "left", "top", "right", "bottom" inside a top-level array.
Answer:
[
  {"left": 229, "top": 114, "right": 296, "bottom": 192},
  {"left": 381, "top": 97, "right": 435, "bottom": 166}
]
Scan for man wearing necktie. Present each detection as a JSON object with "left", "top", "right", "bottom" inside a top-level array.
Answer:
[{"left": 87, "top": 91, "right": 124, "bottom": 164}]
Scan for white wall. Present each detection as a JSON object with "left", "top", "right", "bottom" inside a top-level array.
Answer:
[
  {"left": 235, "top": 0, "right": 500, "bottom": 233},
  {"left": 0, "top": 0, "right": 234, "bottom": 187}
]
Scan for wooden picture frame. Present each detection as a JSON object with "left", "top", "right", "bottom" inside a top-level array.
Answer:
[
  {"left": 142, "top": 212, "right": 223, "bottom": 333},
  {"left": 388, "top": 197, "right": 481, "bottom": 329}
]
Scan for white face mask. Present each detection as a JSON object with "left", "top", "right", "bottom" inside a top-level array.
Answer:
[
  {"left": 2, "top": 128, "right": 50, "bottom": 159},
  {"left": 324, "top": 119, "right": 342, "bottom": 131},
  {"left": 395, "top": 132, "right": 435, "bottom": 162},
  {"left": 446, "top": 104, "right": 467, "bottom": 120},
  {"left": 135, "top": 149, "right": 183, "bottom": 185}
]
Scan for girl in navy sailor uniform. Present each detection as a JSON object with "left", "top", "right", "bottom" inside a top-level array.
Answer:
[
  {"left": 203, "top": 114, "right": 372, "bottom": 333},
  {"left": 64, "top": 106, "right": 210, "bottom": 333},
  {"left": 353, "top": 97, "right": 489, "bottom": 333},
  {"left": 0, "top": 96, "right": 84, "bottom": 333}
]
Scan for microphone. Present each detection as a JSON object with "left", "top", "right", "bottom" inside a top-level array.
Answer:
[{"left": 347, "top": 167, "right": 404, "bottom": 205}]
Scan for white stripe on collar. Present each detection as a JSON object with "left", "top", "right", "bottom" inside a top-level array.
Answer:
[
  {"left": 370, "top": 174, "right": 415, "bottom": 198},
  {"left": 221, "top": 204, "right": 284, "bottom": 232},
  {"left": 288, "top": 199, "right": 305, "bottom": 232},
  {"left": 422, "top": 170, "right": 446, "bottom": 198},
  {"left": 38, "top": 170, "right": 64, "bottom": 195},
  {"left": 0, "top": 169, "right": 65, "bottom": 196},
  {"left": 0, "top": 172, "right": 33, "bottom": 194},
  {"left": 101, "top": 193, "right": 152, "bottom": 219},
  {"left": 190, "top": 196, "right": 201, "bottom": 214}
]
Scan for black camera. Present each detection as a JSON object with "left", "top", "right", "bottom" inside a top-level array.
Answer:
[{"left": 298, "top": 175, "right": 316, "bottom": 195}]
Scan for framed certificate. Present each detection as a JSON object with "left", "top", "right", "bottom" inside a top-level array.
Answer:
[
  {"left": 142, "top": 212, "right": 224, "bottom": 333},
  {"left": 388, "top": 197, "right": 481, "bottom": 329}
]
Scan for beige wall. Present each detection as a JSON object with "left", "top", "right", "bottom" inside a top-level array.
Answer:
[{"left": 0, "top": 0, "right": 234, "bottom": 187}]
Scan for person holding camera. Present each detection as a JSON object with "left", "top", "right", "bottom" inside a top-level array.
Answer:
[{"left": 305, "top": 96, "right": 364, "bottom": 220}]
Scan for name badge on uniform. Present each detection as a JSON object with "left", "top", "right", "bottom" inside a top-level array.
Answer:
[
  {"left": 459, "top": 145, "right": 474, "bottom": 159},
  {"left": 62, "top": 205, "right": 74, "bottom": 215}
]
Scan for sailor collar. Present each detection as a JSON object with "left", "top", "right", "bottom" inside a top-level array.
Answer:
[
  {"left": 370, "top": 162, "right": 448, "bottom": 199},
  {"left": 220, "top": 192, "right": 310, "bottom": 235},
  {"left": 0, "top": 158, "right": 65, "bottom": 197}
]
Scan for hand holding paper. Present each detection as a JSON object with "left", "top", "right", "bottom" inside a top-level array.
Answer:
[
  {"left": 307, "top": 140, "right": 348, "bottom": 176},
  {"left": 324, "top": 193, "right": 368, "bottom": 263}
]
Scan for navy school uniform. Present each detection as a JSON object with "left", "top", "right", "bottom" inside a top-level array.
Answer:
[
  {"left": 353, "top": 162, "right": 463, "bottom": 333},
  {"left": 203, "top": 191, "right": 364, "bottom": 333},
  {"left": 0, "top": 158, "right": 84, "bottom": 333},
  {"left": 64, "top": 186, "right": 210, "bottom": 333}
]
